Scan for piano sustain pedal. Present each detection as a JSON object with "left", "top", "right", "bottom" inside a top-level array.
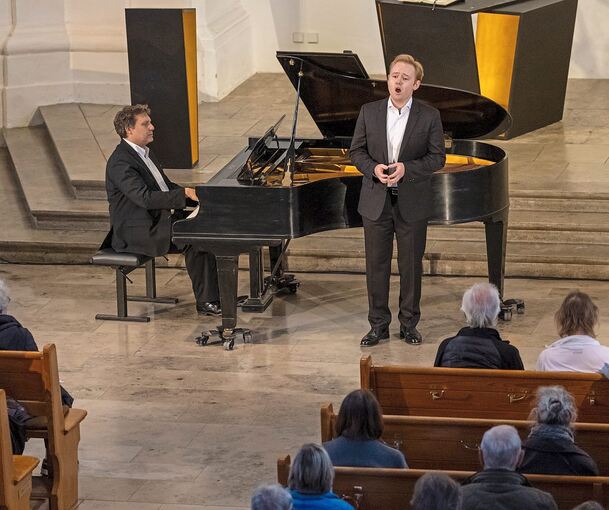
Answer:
[{"left": 196, "top": 327, "right": 253, "bottom": 351}]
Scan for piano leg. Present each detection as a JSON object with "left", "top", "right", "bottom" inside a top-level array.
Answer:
[
  {"left": 195, "top": 253, "right": 252, "bottom": 350},
  {"left": 484, "top": 210, "right": 525, "bottom": 321},
  {"left": 484, "top": 211, "right": 507, "bottom": 298},
  {"left": 241, "top": 248, "right": 274, "bottom": 312}
]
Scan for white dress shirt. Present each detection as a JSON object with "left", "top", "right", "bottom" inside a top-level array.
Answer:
[
  {"left": 123, "top": 138, "right": 169, "bottom": 192},
  {"left": 536, "top": 334, "right": 609, "bottom": 372},
  {"left": 386, "top": 96, "right": 412, "bottom": 164},
  {"left": 386, "top": 97, "right": 412, "bottom": 187}
]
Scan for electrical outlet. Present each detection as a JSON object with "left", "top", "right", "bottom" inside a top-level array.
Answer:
[
  {"left": 306, "top": 32, "right": 319, "bottom": 44},
  {"left": 292, "top": 32, "right": 304, "bottom": 43}
]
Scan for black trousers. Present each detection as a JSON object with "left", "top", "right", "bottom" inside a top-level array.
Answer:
[
  {"left": 182, "top": 246, "right": 220, "bottom": 304},
  {"left": 362, "top": 192, "right": 428, "bottom": 331}
]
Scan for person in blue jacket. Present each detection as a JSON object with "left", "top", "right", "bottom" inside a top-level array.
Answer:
[
  {"left": 323, "top": 389, "right": 407, "bottom": 468},
  {"left": 288, "top": 444, "right": 353, "bottom": 510}
]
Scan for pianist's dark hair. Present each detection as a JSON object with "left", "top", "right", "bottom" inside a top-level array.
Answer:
[
  {"left": 335, "top": 389, "right": 384, "bottom": 440},
  {"left": 113, "top": 104, "right": 152, "bottom": 138},
  {"left": 389, "top": 54, "right": 424, "bottom": 82}
]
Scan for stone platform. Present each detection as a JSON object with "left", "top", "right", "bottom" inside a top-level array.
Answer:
[{"left": 2, "top": 75, "right": 609, "bottom": 280}]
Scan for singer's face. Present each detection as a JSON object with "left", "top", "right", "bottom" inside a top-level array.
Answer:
[
  {"left": 388, "top": 62, "right": 420, "bottom": 107},
  {"left": 126, "top": 114, "right": 155, "bottom": 147}
]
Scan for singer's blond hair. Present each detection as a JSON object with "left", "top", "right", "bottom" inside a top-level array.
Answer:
[{"left": 389, "top": 54, "right": 424, "bottom": 82}]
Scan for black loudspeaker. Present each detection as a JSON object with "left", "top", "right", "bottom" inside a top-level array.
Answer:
[
  {"left": 125, "top": 8, "right": 199, "bottom": 168},
  {"left": 376, "top": 0, "right": 578, "bottom": 139}
]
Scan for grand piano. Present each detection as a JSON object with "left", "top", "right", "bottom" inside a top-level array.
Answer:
[{"left": 173, "top": 51, "right": 514, "bottom": 349}]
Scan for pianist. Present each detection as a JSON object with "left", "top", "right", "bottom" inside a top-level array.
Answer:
[
  {"left": 104, "top": 104, "right": 221, "bottom": 316},
  {"left": 350, "top": 54, "right": 445, "bottom": 347}
]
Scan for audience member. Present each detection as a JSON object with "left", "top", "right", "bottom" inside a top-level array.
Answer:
[
  {"left": 571, "top": 502, "right": 604, "bottom": 510},
  {"left": 411, "top": 472, "right": 462, "bottom": 510},
  {"left": 461, "top": 425, "right": 557, "bottom": 510},
  {"left": 434, "top": 283, "right": 524, "bottom": 369},
  {"left": 537, "top": 291, "right": 609, "bottom": 372},
  {"left": 0, "top": 278, "right": 73, "bottom": 408},
  {"left": 0, "top": 278, "right": 37, "bottom": 350},
  {"left": 251, "top": 484, "right": 292, "bottom": 510},
  {"left": 518, "top": 386, "right": 599, "bottom": 476},
  {"left": 287, "top": 443, "right": 352, "bottom": 510},
  {"left": 323, "top": 389, "right": 407, "bottom": 468}
]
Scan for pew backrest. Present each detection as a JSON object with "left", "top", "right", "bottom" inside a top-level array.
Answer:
[
  {"left": 320, "top": 404, "right": 609, "bottom": 474},
  {"left": 277, "top": 456, "right": 609, "bottom": 510},
  {"left": 360, "top": 355, "right": 609, "bottom": 422}
]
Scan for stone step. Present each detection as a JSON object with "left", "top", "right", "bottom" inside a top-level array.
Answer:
[
  {"left": 40, "top": 104, "right": 109, "bottom": 200},
  {"left": 510, "top": 194, "right": 609, "bottom": 213},
  {"left": 287, "top": 235, "right": 609, "bottom": 280},
  {"left": 4, "top": 126, "right": 110, "bottom": 231}
]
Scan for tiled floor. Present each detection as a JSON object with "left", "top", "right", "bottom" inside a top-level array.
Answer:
[{"left": 3, "top": 263, "right": 609, "bottom": 508}]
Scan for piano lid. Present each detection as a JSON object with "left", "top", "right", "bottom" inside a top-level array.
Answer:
[{"left": 276, "top": 51, "right": 511, "bottom": 140}]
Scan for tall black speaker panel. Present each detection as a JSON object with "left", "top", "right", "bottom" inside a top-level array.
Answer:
[{"left": 126, "top": 8, "right": 198, "bottom": 168}]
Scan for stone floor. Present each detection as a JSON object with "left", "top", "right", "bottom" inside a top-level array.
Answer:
[{"left": 3, "top": 263, "right": 609, "bottom": 509}]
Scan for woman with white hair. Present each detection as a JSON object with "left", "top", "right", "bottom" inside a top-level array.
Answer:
[
  {"left": 518, "top": 386, "right": 599, "bottom": 476},
  {"left": 434, "top": 283, "right": 524, "bottom": 369},
  {"left": 0, "top": 278, "right": 37, "bottom": 351},
  {"left": 287, "top": 443, "right": 352, "bottom": 510}
]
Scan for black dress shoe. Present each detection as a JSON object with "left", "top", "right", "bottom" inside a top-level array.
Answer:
[
  {"left": 196, "top": 301, "right": 222, "bottom": 316},
  {"left": 400, "top": 326, "right": 422, "bottom": 345},
  {"left": 360, "top": 328, "right": 389, "bottom": 347}
]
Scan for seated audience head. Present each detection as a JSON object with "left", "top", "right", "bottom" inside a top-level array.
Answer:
[
  {"left": 0, "top": 279, "right": 9, "bottom": 314},
  {"left": 555, "top": 291, "right": 598, "bottom": 338},
  {"left": 480, "top": 425, "right": 522, "bottom": 470},
  {"left": 461, "top": 283, "right": 500, "bottom": 329},
  {"left": 288, "top": 443, "right": 334, "bottom": 495},
  {"left": 335, "top": 389, "right": 384, "bottom": 440},
  {"left": 571, "top": 502, "right": 604, "bottom": 510},
  {"left": 410, "top": 472, "right": 462, "bottom": 510},
  {"left": 530, "top": 385, "right": 576, "bottom": 428},
  {"left": 251, "top": 484, "right": 293, "bottom": 510}
]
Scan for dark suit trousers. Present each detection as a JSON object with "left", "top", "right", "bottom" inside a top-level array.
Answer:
[
  {"left": 362, "top": 192, "right": 428, "bottom": 331},
  {"left": 183, "top": 246, "right": 220, "bottom": 304}
]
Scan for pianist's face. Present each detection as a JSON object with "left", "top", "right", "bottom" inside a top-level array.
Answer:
[
  {"left": 388, "top": 62, "right": 420, "bottom": 107},
  {"left": 126, "top": 113, "right": 155, "bottom": 147}
]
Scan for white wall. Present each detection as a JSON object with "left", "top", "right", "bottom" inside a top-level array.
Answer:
[{"left": 0, "top": 0, "right": 606, "bottom": 129}]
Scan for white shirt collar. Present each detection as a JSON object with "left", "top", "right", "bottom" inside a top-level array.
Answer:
[
  {"left": 123, "top": 138, "right": 149, "bottom": 158},
  {"left": 387, "top": 96, "right": 413, "bottom": 114}
]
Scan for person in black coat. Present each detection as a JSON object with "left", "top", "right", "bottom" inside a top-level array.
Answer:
[
  {"left": 434, "top": 282, "right": 524, "bottom": 370},
  {"left": 0, "top": 278, "right": 73, "bottom": 407},
  {"left": 105, "top": 104, "right": 220, "bottom": 315},
  {"left": 518, "top": 386, "right": 599, "bottom": 476}
]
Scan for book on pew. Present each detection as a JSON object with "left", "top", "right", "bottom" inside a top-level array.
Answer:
[{"left": 397, "top": 0, "right": 461, "bottom": 6}]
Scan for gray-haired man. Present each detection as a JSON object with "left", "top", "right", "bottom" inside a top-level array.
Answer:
[{"left": 461, "top": 425, "right": 557, "bottom": 510}]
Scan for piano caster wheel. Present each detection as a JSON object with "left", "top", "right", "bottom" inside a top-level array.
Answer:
[
  {"left": 499, "top": 307, "right": 512, "bottom": 322},
  {"left": 504, "top": 298, "right": 525, "bottom": 314},
  {"left": 223, "top": 339, "right": 235, "bottom": 351},
  {"left": 196, "top": 335, "right": 209, "bottom": 346},
  {"left": 288, "top": 283, "right": 299, "bottom": 294},
  {"left": 243, "top": 331, "right": 253, "bottom": 343}
]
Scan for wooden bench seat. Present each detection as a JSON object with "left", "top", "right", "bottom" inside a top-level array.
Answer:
[
  {"left": 277, "top": 456, "right": 609, "bottom": 510},
  {"left": 360, "top": 355, "right": 609, "bottom": 422},
  {"left": 320, "top": 404, "right": 609, "bottom": 474},
  {"left": 0, "top": 389, "right": 40, "bottom": 510},
  {"left": 0, "top": 344, "right": 87, "bottom": 510}
]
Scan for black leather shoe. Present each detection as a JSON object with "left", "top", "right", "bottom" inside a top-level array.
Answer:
[
  {"left": 196, "top": 301, "right": 222, "bottom": 316},
  {"left": 400, "top": 326, "right": 422, "bottom": 345},
  {"left": 360, "top": 328, "right": 389, "bottom": 347}
]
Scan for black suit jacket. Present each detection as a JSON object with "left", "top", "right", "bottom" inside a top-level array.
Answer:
[
  {"left": 350, "top": 98, "right": 446, "bottom": 222},
  {"left": 105, "top": 140, "right": 187, "bottom": 257}
]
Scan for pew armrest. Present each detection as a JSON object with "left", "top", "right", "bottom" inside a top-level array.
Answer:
[{"left": 13, "top": 455, "right": 40, "bottom": 483}]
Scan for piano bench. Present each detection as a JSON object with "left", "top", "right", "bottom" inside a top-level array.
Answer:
[{"left": 90, "top": 248, "right": 179, "bottom": 322}]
